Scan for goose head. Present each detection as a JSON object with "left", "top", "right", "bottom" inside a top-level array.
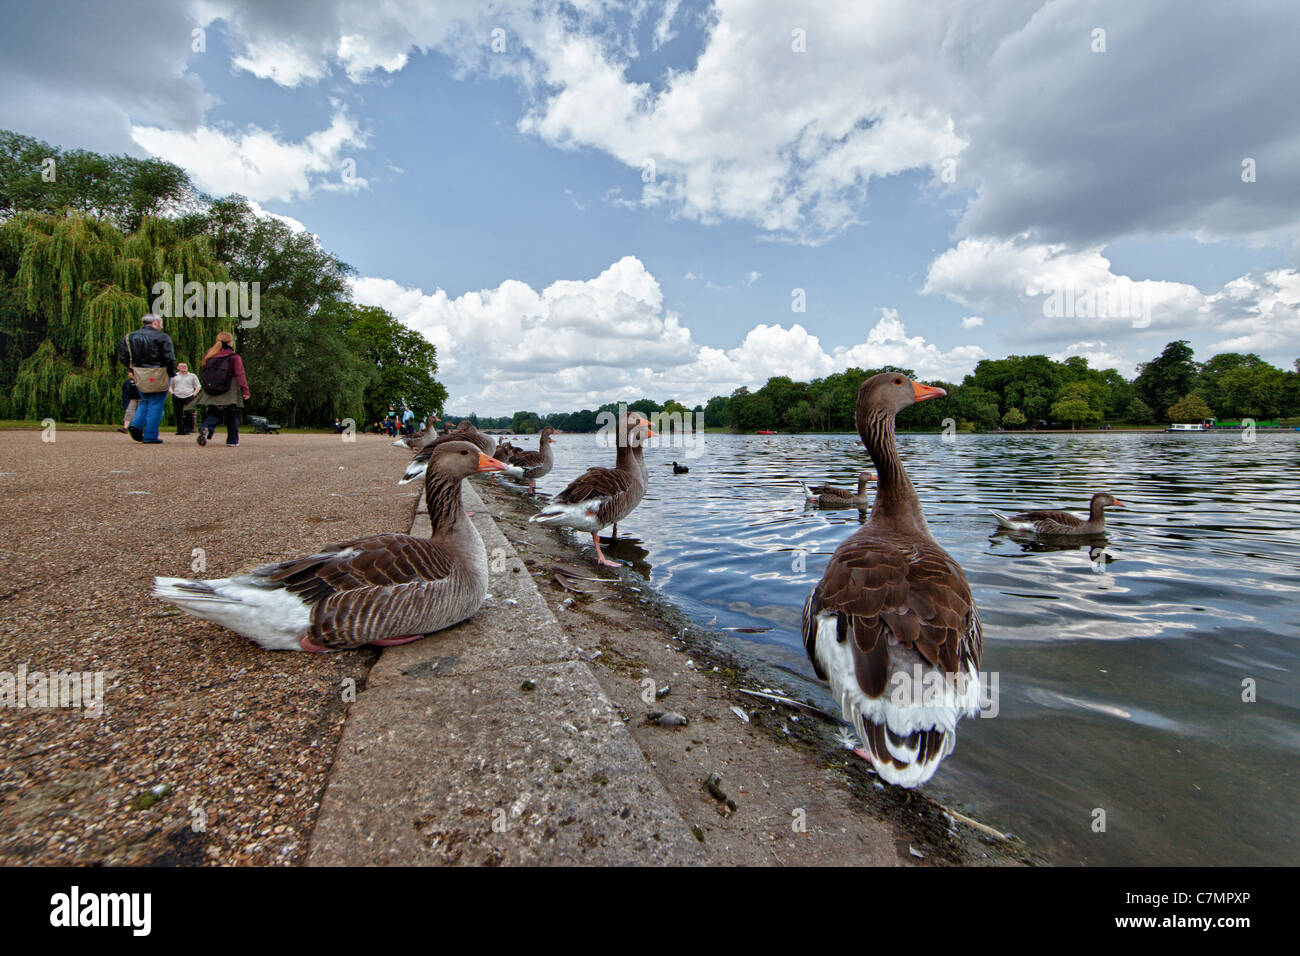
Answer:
[
  {"left": 624, "top": 412, "right": 657, "bottom": 447},
  {"left": 539, "top": 426, "right": 558, "bottom": 444},
  {"left": 857, "top": 372, "right": 947, "bottom": 417},
  {"left": 1091, "top": 492, "right": 1125, "bottom": 510},
  {"left": 427, "top": 440, "right": 508, "bottom": 479}
]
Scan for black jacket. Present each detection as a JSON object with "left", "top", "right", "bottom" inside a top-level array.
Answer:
[{"left": 118, "top": 326, "right": 176, "bottom": 377}]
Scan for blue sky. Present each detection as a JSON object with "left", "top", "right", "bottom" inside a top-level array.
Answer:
[{"left": 3, "top": 0, "right": 1298, "bottom": 414}]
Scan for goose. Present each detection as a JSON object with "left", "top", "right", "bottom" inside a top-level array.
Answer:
[
  {"left": 394, "top": 415, "right": 442, "bottom": 449},
  {"left": 990, "top": 493, "right": 1124, "bottom": 536},
  {"left": 802, "top": 373, "right": 982, "bottom": 788},
  {"left": 502, "top": 426, "right": 557, "bottom": 493},
  {"left": 803, "top": 469, "right": 876, "bottom": 508},
  {"left": 530, "top": 414, "right": 655, "bottom": 567},
  {"left": 154, "top": 441, "right": 508, "bottom": 651},
  {"left": 400, "top": 421, "right": 519, "bottom": 485},
  {"left": 670, "top": 461, "right": 689, "bottom": 474}
]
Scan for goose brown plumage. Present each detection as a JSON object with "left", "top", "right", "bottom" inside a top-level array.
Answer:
[
  {"left": 990, "top": 493, "right": 1124, "bottom": 536},
  {"left": 803, "top": 469, "right": 877, "bottom": 508},
  {"left": 802, "top": 373, "right": 982, "bottom": 787},
  {"left": 154, "top": 441, "right": 509, "bottom": 650},
  {"left": 502, "top": 426, "right": 557, "bottom": 493},
  {"left": 395, "top": 414, "right": 442, "bottom": 448},
  {"left": 530, "top": 414, "right": 655, "bottom": 566}
]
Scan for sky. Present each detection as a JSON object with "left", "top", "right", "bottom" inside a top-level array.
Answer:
[{"left": 3, "top": 0, "right": 1298, "bottom": 415}]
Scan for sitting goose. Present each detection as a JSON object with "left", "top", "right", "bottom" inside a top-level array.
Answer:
[
  {"left": 802, "top": 373, "right": 982, "bottom": 788},
  {"left": 803, "top": 469, "right": 876, "bottom": 508},
  {"left": 530, "top": 414, "right": 655, "bottom": 567},
  {"left": 990, "top": 493, "right": 1125, "bottom": 536},
  {"left": 400, "top": 421, "right": 519, "bottom": 485},
  {"left": 394, "top": 414, "right": 442, "bottom": 449},
  {"left": 154, "top": 441, "right": 508, "bottom": 650},
  {"left": 503, "top": 426, "right": 557, "bottom": 494}
]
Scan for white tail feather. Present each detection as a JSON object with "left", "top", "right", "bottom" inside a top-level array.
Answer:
[
  {"left": 398, "top": 461, "right": 426, "bottom": 485},
  {"left": 989, "top": 509, "right": 1032, "bottom": 531},
  {"left": 153, "top": 576, "right": 311, "bottom": 651}
]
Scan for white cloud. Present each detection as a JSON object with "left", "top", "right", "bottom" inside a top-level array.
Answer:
[
  {"left": 924, "top": 238, "right": 1300, "bottom": 366},
  {"left": 247, "top": 200, "right": 311, "bottom": 236},
  {"left": 961, "top": 315, "right": 984, "bottom": 329},
  {"left": 356, "top": 259, "right": 985, "bottom": 413},
  {"left": 744, "top": 270, "right": 760, "bottom": 286},
  {"left": 1210, "top": 269, "right": 1300, "bottom": 355},
  {"left": 130, "top": 111, "right": 368, "bottom": 203},
  {"left": 652, "top": 0, "right": 682, "bottom": 49},
  {"left": 1050, "top": 341, "right": 1136, "bottom": 378}
]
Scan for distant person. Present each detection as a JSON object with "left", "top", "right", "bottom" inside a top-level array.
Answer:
[
  {"left": 116, "top": 314, "right": 176, "bottom": 443},
  {"left": 194, "top": 331, "right": 250, "bottom": 447},
  {"left": 332, "top": 418, "right": 343, "bottom": 433},
  {"left": 401, "top": 404, "right": 414, "bottom": 435},
  {"left": 119, "top": 371, "right": 140, "bottom": 434},
  {"left": 169, "top": 362, "right": 200, "bottom": 436}
]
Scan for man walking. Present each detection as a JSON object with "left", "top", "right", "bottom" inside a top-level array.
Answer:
[
  {"left": 117, "top": 314, "right": 176, "bottom": 444},
  {"left": 169, "top": 362, "right": 200, "bottom": 435}
]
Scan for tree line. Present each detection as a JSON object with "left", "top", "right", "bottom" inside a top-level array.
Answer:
[
  {"left": 0, "top": 129, "right": 446, "bottom": 428},
  {"left": 470, "top": 343, "right": 1300, "bottom": 434}
]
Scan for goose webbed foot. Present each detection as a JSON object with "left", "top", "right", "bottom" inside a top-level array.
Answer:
[{"left": 592, "top": 533, "right": 622, "bottom": 567}]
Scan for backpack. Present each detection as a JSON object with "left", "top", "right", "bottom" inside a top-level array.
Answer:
[{"left": 201, "top": 353, "right": 235, "bottom": 394}]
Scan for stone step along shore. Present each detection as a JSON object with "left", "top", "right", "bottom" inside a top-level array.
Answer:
[{"left": 306, "top": 481, "right": 705, "bottom": 865}]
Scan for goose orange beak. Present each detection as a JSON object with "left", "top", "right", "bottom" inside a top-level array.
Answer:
[
  {"left": 1112, "top": 500, "right": 1126, "bottom": 508},
  {"left": 477, "top": 454, "right": 508, "bottom": 472},
  {"left": 912, "top": 382, "right": 947, "bottom": 402}
]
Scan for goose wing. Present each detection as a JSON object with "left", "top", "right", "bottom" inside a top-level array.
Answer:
[
  {"left": 1014, "top": 509, "right": 1084, "bottom": 533},
  {"left": 251, "top": 534, "right": 457, "bottom": 649},
  {"left": 802, "top": 530, "right": 982, "bottom": 783},
  {"left": 553, "top": 466, "right": 637, "bottom": 525}
]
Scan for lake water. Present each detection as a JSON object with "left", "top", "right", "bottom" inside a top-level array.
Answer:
[{"left": 530, "top": 429, "right": 1300, "bottom": 866}]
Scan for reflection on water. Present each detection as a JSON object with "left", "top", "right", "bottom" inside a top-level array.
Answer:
[{"left": 528, "top": 430, "right": 1300, "bottom": 865}]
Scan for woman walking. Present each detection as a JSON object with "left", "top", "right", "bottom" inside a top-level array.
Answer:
[{"left": 195, "top": 332, "right": 251, "bottom": 447}]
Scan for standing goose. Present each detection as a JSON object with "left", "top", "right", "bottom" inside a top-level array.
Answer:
[
  {"left": 400, "top": 421, "right": 518, "bottom": 484},
  {"left": 990, "top": 493, "right": 1125, "bottom": 536},
  {"left": 154, "top": 441, "right": 508, "bottom": 650},
  {"left": 530, "top": 414, "right": 655, "bottom": 567},
  {"left": 802, "top": 373, "right": 982, "bottom": 788},
  {"left": 503, "top": 426, "right": 557, "bottom": 493},
  {"left": 803, "top": 469, "right": 877, "bottom": 508}
]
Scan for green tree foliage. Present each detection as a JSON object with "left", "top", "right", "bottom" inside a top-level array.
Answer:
[
  {"left": 1, "top": 211, "right": 230, "bottom": 421},
  {"left": 0, "top": 130, "right": 447, "bottom": 429},
  {"left": 1135, "top": 340, "right": 1197, "bottom": 419},
  {"left": 1167, "top": 392, "right": 1214, "bottom": 422},
  {"left": 1125, "top": 396, "right": 1156, "bottom": 424},
  {"left": 340, "top": 302, "right": 447, "bottom": 425},
  {"left": 1, "top": 130, "right": 197, "bottom": 232},
  {"left": 1002, "top": 406, "right": 1026, "bottom": 428},
  {"left": 1050, "top": 397, "right": 1101, "bottom": 429}
]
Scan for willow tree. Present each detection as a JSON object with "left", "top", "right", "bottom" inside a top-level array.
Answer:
[{"left": 1, "top": 211, "right": 231, "bottom": 422}]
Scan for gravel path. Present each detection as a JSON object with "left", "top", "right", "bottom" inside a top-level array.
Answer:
[{"left": 0, "top": 429, "right": 415, "bottom": 865}]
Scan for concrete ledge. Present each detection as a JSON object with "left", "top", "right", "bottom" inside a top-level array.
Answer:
[{"left": 306, "top": 480, "right": 705, "bottom": 865}]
